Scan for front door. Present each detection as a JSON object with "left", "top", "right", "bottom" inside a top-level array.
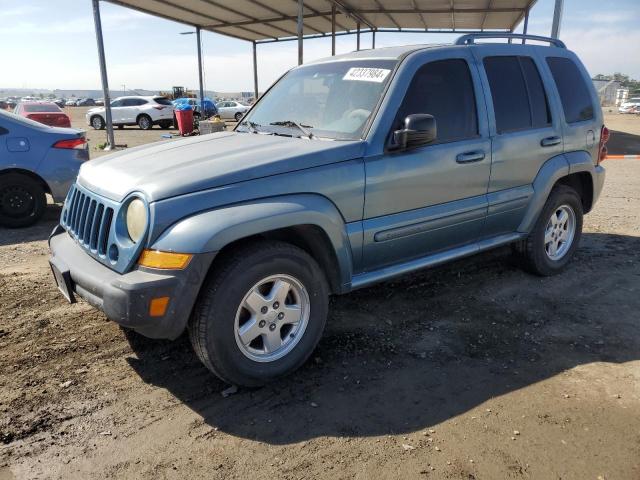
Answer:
[{"left": 362, "top": 53, "right": 491, "bottom": 271}]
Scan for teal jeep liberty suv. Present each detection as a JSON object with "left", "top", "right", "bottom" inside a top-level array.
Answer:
[{"left": 50, "top": 34, "right": 607, "bottom": 386}]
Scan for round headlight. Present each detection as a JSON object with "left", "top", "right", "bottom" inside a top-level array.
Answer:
[{"left": 126, "top": 198, "right": 147, "bottom": 243}]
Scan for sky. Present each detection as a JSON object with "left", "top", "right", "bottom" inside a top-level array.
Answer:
[{"left": 0, "top": 0, "right": 638, "bottom": 93}]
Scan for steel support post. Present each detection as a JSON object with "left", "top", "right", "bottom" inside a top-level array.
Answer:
[{"left": 91, "top": 0, "right": 115, "bottom": 150}]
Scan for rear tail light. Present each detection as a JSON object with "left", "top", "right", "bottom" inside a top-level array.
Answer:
[
  {"left": 598, "top": 125, "right": 610, "bottom": 165},
  {"left": 53, "top": 137, "right": 87, "bottom": 149}
]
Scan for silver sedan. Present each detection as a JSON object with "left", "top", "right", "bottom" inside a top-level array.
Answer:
[{"left": 217, "top": 101, "right": 249, "bottom": 122}]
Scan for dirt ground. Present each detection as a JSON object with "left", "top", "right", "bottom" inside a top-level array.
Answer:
[
  {"left": 1, "top": 111, "right": 640, "bottom": 480},
  {"left": 65, "top": 106, "right": 233, "bottom": 159}
]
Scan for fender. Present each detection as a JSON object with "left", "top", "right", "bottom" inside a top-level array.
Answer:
[
  {"left": 517, "top": 153, "right": 569, "bottom": 233},
  {"left": 151, "top": 194, "right": 354, "bottom": 291},
  {"left": 565, "top": 150, "right": 605, "bottom": 208}
]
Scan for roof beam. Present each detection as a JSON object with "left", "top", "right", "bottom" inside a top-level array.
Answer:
[
  {"left": 150, "top": 0, "right": 277, "bottom": 39},
  {"left": 198, "top": 0, "right": 298, "bottom": 37},
  {"left": 354, "top": 8, "right": 523, "bottom": 14},
  {"left": 481, "top": 0, "right": 492, "bottom": 30},
  {"left": 292, "top": 0, "right": 350, "bottom": 33},
  {"left": 206, "top": 12, "right": 332, "bottom": 29},
  {"left": 373, "top": 0, "right": 400, "bottom": 30},
  {"left": 325, "top": 0, "right": 375, "bottom": 30},
  {"left": 245, "top": 0, "right": 325, "bottom": 35},
  {"left": 451, "top": 0, "right": 455, "bottom": 30},
  {"left": 411, "top": 0, "right": 428, "bottom": 30}
]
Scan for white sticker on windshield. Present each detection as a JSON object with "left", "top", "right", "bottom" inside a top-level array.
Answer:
[{"left": 343, "top": 67, "right": 391, "bottom": 83}]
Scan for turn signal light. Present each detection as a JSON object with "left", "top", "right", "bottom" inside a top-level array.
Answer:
[
  {"left": 138, "top": 249, "right": 192, "bottom": 269},
  {"left": 149, "top": 296, "right": 170, "bottom": 317}
]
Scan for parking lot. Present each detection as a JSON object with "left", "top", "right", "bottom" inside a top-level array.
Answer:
[{"left": 1, "top": 111, "right": 640, "bottom": 479}]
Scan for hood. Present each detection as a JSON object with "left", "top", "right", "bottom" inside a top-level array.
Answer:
[{"left": 78, "top": 131, "right": 365, "bottom": 202}]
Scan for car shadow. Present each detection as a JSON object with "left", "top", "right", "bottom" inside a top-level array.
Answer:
[
  {"left": 608, "top": 129, "right": 640, "bottom": 155},
  {"left": 0, "top": 204, "right": 61, "bottom": 247},
  {"left": 125, "top": 232, "right": 640, "bottom": 444}
]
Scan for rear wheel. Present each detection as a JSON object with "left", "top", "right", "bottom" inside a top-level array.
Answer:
[
  {"left": 513, "top": 185, "right": 583, "bottom": 276},
  {"left": 189, "top": 241, "right": 329, "bottom": 387},
  {"left": 90, "top": 115, "right": 105, "bottom": 130},
  {"left": 0, "top": 173, "right": 46, "bottom": 228},
  {"left": 137, "top": 114, "right": 152, "bottom": 130},
  {"left": 234, "top": 112, "right": 244, "bottom": 122}
]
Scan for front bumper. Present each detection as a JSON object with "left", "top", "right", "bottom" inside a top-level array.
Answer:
[{"left": 49, "top": 226, "right": 215, "bottom": 339}]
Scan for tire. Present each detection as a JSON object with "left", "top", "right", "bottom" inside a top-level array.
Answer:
[
  {"left": 137, "top": 114, "right": 152, "bottom": 130},
  {"left": 189, "top": 241, "right": 329, "bottom": 387},
  {"left": 159, "top": 120, "right": 172, "bottom": 129},
  {"left": 90, "top": 115, "right": 105, "bottom": 130},
  {"left": 0, "top": 173, "right": 46, "bottom": 228},
  {"left": 234, "top": 112, "right": 244, "bottom": 122},
  {"left": 512, "top": 185, "right": 583, "bottom": 276}
]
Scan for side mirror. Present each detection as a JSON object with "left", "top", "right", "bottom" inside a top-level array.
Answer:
[{"left": 393, "top": 114, "right": 437, "bottom": 150}]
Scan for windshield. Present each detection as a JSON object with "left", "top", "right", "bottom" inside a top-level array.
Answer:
[{"left": 239, "top": 59, "right": 397, "bottom": 140}]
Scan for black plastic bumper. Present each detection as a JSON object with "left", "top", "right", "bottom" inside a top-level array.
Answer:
[{"left": 48, "top": 226, "right": 215, "bottom": 339}]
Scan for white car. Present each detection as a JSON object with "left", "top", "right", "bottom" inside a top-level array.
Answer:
[
  {"left": 217, "top": 100, "right": 249, "bottom": 121},
  {"left": 618, "top": 98, "right": 640, "bottom": 114},
  {"left": 86, "top": 96, "right": 174, "bottom": 130}
]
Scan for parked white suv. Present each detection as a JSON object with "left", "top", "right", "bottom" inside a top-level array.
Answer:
[
  {"left": 618, "top": 97, "right": 640, "bottom": 114},
  {"left": 86, "top": 96, "right": 174, "bottom": 130},
  {"left": 217, "top": 100, "right": 250, "bottom": 121}
]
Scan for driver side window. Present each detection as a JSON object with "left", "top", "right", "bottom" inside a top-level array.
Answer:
[{"left": 396, "top": 59, "right": 478, "bottom": 144}]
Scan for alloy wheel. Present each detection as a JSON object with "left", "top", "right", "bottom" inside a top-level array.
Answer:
[
  {"left": 544, "top": 204, "right": 576, "bottom": 261},
  {"left": 234, "top": 274, "right": 310, "bottom": 362}
]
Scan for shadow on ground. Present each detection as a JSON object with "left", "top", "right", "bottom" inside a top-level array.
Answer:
[
  {"left": 124, "top": 231, "right": 640, "bottom": 445},
  {"left": 609, "top": 129, "right": 640, "bottom": 155},
  {"left": 0, "top": 205, "right": 61, "bottom": 247}
]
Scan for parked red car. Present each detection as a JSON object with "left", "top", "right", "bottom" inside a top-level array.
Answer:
[{"left": 14, "top": 102, "right": 71, "bottom": 128}]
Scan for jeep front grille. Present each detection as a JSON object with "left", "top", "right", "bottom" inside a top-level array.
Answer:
[{"left": 62, "top": 184, "right": 114, "bottom": 256}]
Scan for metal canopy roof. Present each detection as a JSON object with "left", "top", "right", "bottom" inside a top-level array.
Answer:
[{"left": 107, "top": 0, "right": 538, "bottom": 43}]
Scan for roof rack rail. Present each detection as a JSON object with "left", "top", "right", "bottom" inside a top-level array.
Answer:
[{"left": 455, "top": 33, "right": 566, "bottom": 49}]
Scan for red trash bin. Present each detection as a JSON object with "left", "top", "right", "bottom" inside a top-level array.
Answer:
[{"left": 175, "top": 106, "right": 193, "bottom": 135}]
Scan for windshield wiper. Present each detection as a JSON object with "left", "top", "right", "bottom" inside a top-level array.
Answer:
[
  {"left": 239, "top": 120, "right": 263, "bottom": 134},
  {"left": 269, "top": 120, "right": 316, "bottom": 139}
]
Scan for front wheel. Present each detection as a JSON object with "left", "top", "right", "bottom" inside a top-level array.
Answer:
[
  {"left": 90, "top": 115, "right": 105, "bottom": 130},
  {"left": 0, "top": 173, "right": 46, "bottom": 228},
  {"left": 513, "top": 185, "right": 583, "bottom": 276},
  {"left": 189, "top": 241, "right": 329, "bottom": 387},
  {"left": 137, "top": 114, "right": 152, "bottom": 130}
]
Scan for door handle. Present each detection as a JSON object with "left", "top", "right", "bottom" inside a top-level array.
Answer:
[
  {"left": 541, "top": 136, "right": 561, "bottom": 147},
  {"left": 456, "top": 150, "right": 485, "bottom": 164}
]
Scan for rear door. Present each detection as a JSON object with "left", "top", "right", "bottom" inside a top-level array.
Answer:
[
  {"left": 543, "top": 54, "right": 601, "bottom": 161},
  {"left": 472, "top": 46, "right": 563, "bottom": 236},
  {"left": 362, "top": 52, "right": 491, "bottom": 271}
]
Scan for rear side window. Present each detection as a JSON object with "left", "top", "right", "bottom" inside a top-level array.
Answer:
[
  {"left": 546, "top": 56, "right": 594, "bottom": 123},
  {"left": 483, "top": 56, "right": 551, "bottom": 133},
  {"left": 154, "top": 97, "right": 173, "bottom": 106},
  {"left": 23, "top": 103, "right": 61, "bottom": 113},
  {"left": 397, "top": 59, "right": 478, "bottom": 143}
]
